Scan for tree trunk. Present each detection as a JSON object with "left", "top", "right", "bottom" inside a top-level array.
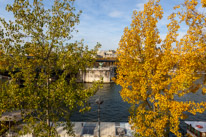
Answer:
[{"left": 47, "top": 78, "right": 50, "bottom": 136}]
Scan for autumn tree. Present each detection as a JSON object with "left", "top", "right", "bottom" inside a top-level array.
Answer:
[
  {"left": 0, "top": 0, "right": 100, "bottom": 136},
  {"left": 115, "top": 0, "right": 206, "bottom": 136}
]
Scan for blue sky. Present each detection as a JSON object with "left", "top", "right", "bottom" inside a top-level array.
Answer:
[{"left": 0, "top": 0, "right": 205, "bottom": 50}]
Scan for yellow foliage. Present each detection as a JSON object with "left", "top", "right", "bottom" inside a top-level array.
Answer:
[
  {"left": 201, "top": 0, "right": 206, "bottom": 7},
  {"left": 115, "top": 0, "right": 206, "bottom": 136},
  {"left": 0, "top": 50, "right": 9, "bottom": 70}
]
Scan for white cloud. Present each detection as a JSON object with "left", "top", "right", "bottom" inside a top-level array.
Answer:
[
  {"left": 136, "top": 3, "right": 145, "bottom": 11},
  {"left": 177, "top": 31, "right": 187, "bottom": 41},
  {"left": 135, "top": 0, "right": 149, "bottom": 11},
  {"left": 108, "top": 11, "right": 123, "bottom": 18},
  {"left": 72, "top": 18, "right": 125, "bottom": 50},
  {"left": 197, "top": 6, "right": 206, "bottom": 14},
  {"left": 81, "top": 13, "right": 93, "bottom": 21},
  {"left": 159, "top": 33, "right": 167, "bottom": 40},
  {"left": 160, "top": 31, "right": 187, "bottom": 41}
]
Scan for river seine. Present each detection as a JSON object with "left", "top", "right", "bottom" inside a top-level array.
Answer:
[
  {"left": 1, "top": 77, "right": 206, "bottom": 132},
  {"left": 70, "top": 77, "right": 206, "bottom": 134},
  {"left": 70, "top": 83, "right": 131, "bottom": 122},
  {"left": 70, "top": 82, "right": 206, "bottom": 123}
]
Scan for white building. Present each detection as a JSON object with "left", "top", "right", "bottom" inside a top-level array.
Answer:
[
  {"left": 97, "top": 50, "right": 116, "bottom": 58},
  {"left": 77, "top": 67, "right": 115, "bottom": 83}
]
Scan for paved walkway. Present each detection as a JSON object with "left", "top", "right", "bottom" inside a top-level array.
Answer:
[
  {"left": 59, "top": 122, "right": 134, "bottom": 137},
  {"left": 1, "top": 111, "right": 134, "bottom": 136},
  {"left": 18, "top": 122, "right": 134, "bottom": 137}
]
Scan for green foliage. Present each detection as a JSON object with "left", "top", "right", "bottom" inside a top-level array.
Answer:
[{"left": 0, "top": 0, "right": 101, "bottom": 136}]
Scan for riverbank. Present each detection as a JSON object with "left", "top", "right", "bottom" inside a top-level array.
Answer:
[
  {"left": 7, "top": 122, "right": 133, "bottom": 137},
  {"left": 0, "top": 75, "right": 11, "bottom": 80},
  {"left": 66, "top": 122, "right": 133, "bottom": 137}
]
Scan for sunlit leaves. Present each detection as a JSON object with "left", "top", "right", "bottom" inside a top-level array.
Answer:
[
  {"left": 0, "top": 0, "right": 100, "bottom": 136},
  {"left": 201, "top": 0, "right": 206, "bottom": 7},
  {"left": 115, "top": 0, "right": 206, "bottom": 136}
]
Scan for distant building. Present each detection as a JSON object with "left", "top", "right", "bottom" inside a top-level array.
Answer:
[
  {"left": 97, "top": 50, "right": 116, "bottom": 58},
  {"left": 77, "top": 67, "right": 116, "bottom": 83}
]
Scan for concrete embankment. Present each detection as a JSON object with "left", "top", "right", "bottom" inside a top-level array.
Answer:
[
  {"left": 0, "top": 75, "right": 10, "bottom": 80},
  {"left": 77, "top": 67, "right": 116, "bottom": 83},
  {"left": 8, "top": 122, "right": 134, "bottom": 137},
  {"left": 67, "top": 122, "right": 133, "bottom": 137}
]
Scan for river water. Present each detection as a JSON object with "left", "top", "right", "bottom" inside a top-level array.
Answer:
[
  {"left": 70, "top": 83, "right": 206, "bottom": 123},
  {"left": 70, "top": 77, "right": 206, "bottom": 134},
  {"left": 70, "top": 83, "right": 131, "bottom": 122},
  {"left": 1, "top": 77, "right": 206, "bottom": 133}
]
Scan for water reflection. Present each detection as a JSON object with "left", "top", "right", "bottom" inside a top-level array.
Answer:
[
  {"left": 174, "top": 75, "right": 206, "bottom": 121},
  {"left": 70, "top": 83, "right": 131, "bottom": 122},
  {"left": 1, "top": 77, "right": 206, "bottom": 124},
  {"left": 71, "top": 77, "right": 206, "bottom": 134}
]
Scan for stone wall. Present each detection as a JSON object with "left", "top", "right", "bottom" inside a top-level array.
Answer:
[{"left": 77, "top": 67, "right": 115, "bottom": 83}]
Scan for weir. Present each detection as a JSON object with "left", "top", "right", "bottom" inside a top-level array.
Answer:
[{"left": 77, "top": 67, "right": 116, "bottom": 83}]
